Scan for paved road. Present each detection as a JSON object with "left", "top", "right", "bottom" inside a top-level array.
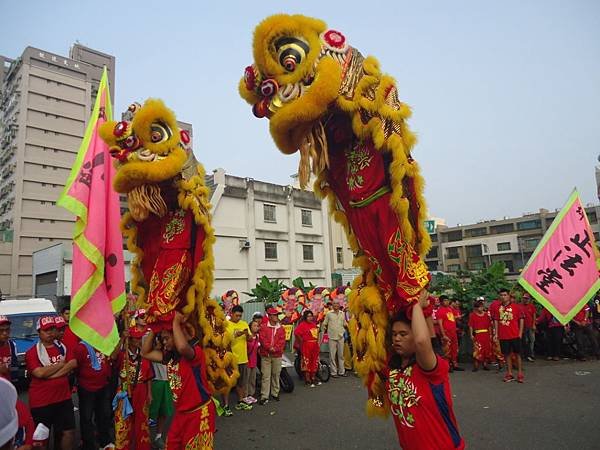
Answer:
[{"left": 214, "top": 359, "right": 599, "bottom": 450}]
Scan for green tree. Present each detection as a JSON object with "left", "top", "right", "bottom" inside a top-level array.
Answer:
[
  {"left": 430, "top": 262, "right": 516, "bottom": 311},
  {"left": 243, "top": 276, "right": 287, "bottom": 304},
  {"left": 291, "top": 277, "right": 315, "bottom": 293}
]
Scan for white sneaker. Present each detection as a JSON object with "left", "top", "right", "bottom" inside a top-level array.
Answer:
[
  {"left": 102, "top": 444, "right": 116, "bottom": 450},
  {"left": 310, "top": 383, "right": 316, "bottom": 388},
  {"left": 317, "top": 381, "right": 322, "bottom": 386}
]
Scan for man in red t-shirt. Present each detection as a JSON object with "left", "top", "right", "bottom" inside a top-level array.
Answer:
[
  {"left": 387, "top": 290, "right": 465, "bottom": 449},
  {"left": 492, "top": 289, "right": 524, "bottom": 382},
  {"left": 25, "top": 316, "right": 76, "bottom": 449},
  {"left": 142, "top": 312, "right": 215, "bottom": 450},
  {"left": 571, "top": 304, "right": 600, "bottom": 360},
  {"left": 520, "top": 293, "right": 537, "bottom": 362},
  {"left": 74, "top": 340, "right": 114, "bottom": 450},
  {"left": 0, "top": 315, "right": 17, "bottom": 381},
  {"left": 436, "top": 296, "right": 464, "bottom": 371}
]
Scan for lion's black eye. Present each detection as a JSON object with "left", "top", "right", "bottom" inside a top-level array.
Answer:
[
  {"left": 275, "top": 37, "right": 309, "bottom": 73},
  {"left": 150, "top": 122, "right": 171, "bottom": 143}
]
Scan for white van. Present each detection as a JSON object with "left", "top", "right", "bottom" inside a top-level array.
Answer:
[{"left": 0, "top": 298, "right": 57, "bottom": 382}]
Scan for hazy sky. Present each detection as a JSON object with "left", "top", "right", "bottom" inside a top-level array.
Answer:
[{"left": 2, "top": 0, "right": 599, "bottom": 225}]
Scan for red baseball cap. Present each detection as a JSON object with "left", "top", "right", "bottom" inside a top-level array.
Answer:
[
  {"left": 36, "top": 316, "right": 57, "bottom": 331},
  {"left": 54, "top": 316, "right": 67, "bottom": 329},
  {"left": 266, "top": 307, "right": 279, "bottom": 316},
  {"left": 0, "top": 315, "right": 11, "bottom": 326},
  {"left": 132, "top": 309, "right": 147, "bottom": 320},
  {"left": 128, "top": 327, "right": 146, "bottom": 339}
]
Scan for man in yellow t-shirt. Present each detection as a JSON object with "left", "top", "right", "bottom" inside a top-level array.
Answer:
[{"left": 224, "top": 305, "right": 252, "bottom": 415}]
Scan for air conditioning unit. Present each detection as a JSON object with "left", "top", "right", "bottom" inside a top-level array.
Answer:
[{"left": 239, "top": 240, "right": 251, "bottom": 250}]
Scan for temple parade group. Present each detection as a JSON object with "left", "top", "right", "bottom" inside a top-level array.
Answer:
[{"left": 1, "top": 11, "right": 599, "bottom": 450}]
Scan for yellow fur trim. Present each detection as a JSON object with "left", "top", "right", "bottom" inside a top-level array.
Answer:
[
  {"left": 131, "top": 98, "right": 180, "bottom": 155},
  {"left": 252, "top": 14, "right": 326, "bottom": 85},
  {"left": 270, "top": 58, "right": 341, "bottom": 154},
  {"left": 238, "top": 77, "right": 261, "bottom": 105},
  {"left": 113, "top": 146, "right": 187, "bottom": 193},
  {"left": 115, "top": 99, "right": 238, "bottom": 395}
]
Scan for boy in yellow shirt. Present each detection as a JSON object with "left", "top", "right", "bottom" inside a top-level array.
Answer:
[{"left": 224, "top": 305, "right": 252, "bottom": 415}]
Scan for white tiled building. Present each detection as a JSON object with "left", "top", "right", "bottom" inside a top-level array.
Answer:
[{"left": 208, "top": 169, "right": 333, "bottom": 301}]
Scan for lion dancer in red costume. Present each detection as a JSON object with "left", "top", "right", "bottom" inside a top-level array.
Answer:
[
  {"left": 113, "top": 327, "right": 153, "bottom": 450},
  {"left": 142, "top": 313, "right": 215, "bottom": 449},
  {"left": 238, "top": 15, "right": 433, "bottom": 416}
]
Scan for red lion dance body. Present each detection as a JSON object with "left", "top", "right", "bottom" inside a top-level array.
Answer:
[{"left": 239, "top": 14, "right": 431, "bottom": 415}]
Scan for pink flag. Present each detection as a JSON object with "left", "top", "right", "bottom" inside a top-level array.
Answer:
[
  {"left": 519, "top": 190, "right": 600, "bottom": 325},
  {"left": 57, "top": 68, "right": 125, "bottom": 355}
]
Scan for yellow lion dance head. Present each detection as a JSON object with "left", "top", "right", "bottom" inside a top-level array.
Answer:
[{"left": 99, "top": 99, "right": 196, "bottom": 221}]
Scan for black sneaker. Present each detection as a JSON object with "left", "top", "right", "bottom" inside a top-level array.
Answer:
[
  {"left": 453, "top": 366, "right": 465, "bottom": 371},
  {"left": 259, "top": 398, "right": 269, "bottom": 405},
  {"left": 271, "top": 395, "right": 280, "bottom": 402}
]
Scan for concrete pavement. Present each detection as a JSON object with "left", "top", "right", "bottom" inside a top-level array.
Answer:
[{"left": 214, "top": 359, "right": 600, "bottom": 449}]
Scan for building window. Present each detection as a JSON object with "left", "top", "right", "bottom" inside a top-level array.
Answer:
[
  {"left": 470, "top": 261, "right": 485, "bottom": 271},
  {"left": 447, "top": 264, "right": 461, "bottom": 272},
  {"left": 587, "top": 210, "right": 597, "bottom": 224},
  {"left": 303, "top": 244, "right": 314, "bottom": 262},
  {"left": 466, "top": 245, "right": 483, "bottom": 257},
  {"left": 447, "top": 247, "right": 459, "bottom": 259},
  {"left": 490, "top": 223, "right": 514, "bottom": 234},
  {"left": 263, "top": 204, "right": 276, "bottom": 223},
  {"left": 446, "top": 230, "right": 463, "bottom": 242},
  {"left": 497, "top": 242, "right": 511, "bottom": 251},
  {"left": 264, "top": 242, "right": 278, "bottom": 260},
  {"left": 503, "top": 260, "right": 515, "bottom": 272},
  {"left": 426, "top": 261, "right": 439, "bottom": 272},
  {"left": 522, "top": 237, "right": 541, "bottom": 250},
  {"left": 336, "top": 247, "right": 343, "bottom": 264},
  {"left": 465, "top": 227, "right": 487, "bottom": 238},
  {"left": 427, "top": 247, "right": 438, "bottom": 258},
  {"left": 517, "top": 220, "right": 541, "bottom": 230},
  {"left": 301, "top": 209, "right": 312, "bottom": 227}
]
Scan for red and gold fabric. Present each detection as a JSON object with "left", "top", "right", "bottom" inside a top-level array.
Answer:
[
  {"left": 137, "top": 209, "right": 196, "bottom": 329},
  {"left": 326, "top": 130, "right": 429, "bottom": 316},
  {"left": 166, "top": 400, "right": 216, "bottom": 450},
  {"left": 294, "top": 321, "right": 320, "bottom": 375},
  {"left": 468, "top": 312, "right": 493, "bottom": 363},
  {"left": 115, "top": 351, "right": 152, "bottom": 450}
]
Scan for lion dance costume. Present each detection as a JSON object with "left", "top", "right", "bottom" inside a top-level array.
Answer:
[
  {"left": 239, "top": 14, "right": 431, "bottom": 416},
  {"left": 99, "top": 100, "right": 238, "bottom": 445}
]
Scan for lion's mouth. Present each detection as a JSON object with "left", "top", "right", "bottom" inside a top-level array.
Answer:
[{"left": 136, "top": 148, "right": 168, "bottom": 162}]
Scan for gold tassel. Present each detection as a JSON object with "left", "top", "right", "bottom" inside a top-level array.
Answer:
[
  {"left": 297, "top": 121, "right": 329, "bottom": 189},
  {"left": 127, "top": 184, "right": 167, "bottom": 221}
]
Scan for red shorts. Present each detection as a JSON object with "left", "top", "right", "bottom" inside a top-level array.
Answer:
[{"left": 166, "top": 400, "right": 215, "bottom": 450}]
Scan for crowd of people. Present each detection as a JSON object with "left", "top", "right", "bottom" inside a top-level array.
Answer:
[
  {"left": 432, "top": 289, "right": 600, "bottom": 382},
  {"left": 1, "top": 286, "right": 599, "bottom": 449}
]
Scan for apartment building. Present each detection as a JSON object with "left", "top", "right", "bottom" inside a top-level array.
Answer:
[
  {"left": 425, "top": 206, "right": 600, "bottom": 278},
  {"left": 208, "top": 169, "right": 332, "bottom": 300},
  {"left": 0, "top": 44, "right": 115, "bottom": 297}
]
